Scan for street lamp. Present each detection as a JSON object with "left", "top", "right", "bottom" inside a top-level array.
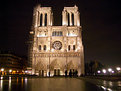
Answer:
[
  {"left": 108, "top": 68, "right": 112, "bottom": 72},
  {"left": 1, "top": 68, "right": 4, "bottom": 75},
  {"left": 9, "top": 69, "right": 12, "bottom": 73},
  {"left": 102, "top": 69, "right": 106, "bottom": 74},
  {"left": 108, "top": 68, "right": 112, "bottom": 75},
  {"left": 1, "top": 68, "right": 4, "bottom": 72},
  {"left": 112, "top": 70, "right": 114, "bottom": 74},
  {"left": 116, "top": 67, "right": 120, "bottom": 71},
  {"left": 97, "top": 70, "right": 101, "bottom": 74}
]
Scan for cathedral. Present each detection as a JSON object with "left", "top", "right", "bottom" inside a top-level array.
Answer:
[{"left": 29, "top": 5, "right": 84, "bottom": 76}]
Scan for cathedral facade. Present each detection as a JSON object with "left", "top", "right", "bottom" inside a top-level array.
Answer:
[{"left": 29, "top": 5, "right": 84, "bottom": 76}]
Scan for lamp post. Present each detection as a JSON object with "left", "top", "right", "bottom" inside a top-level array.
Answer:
[
  {"left": 108, "top": 68, "right": 112, "bottom": 75},
  {"left": 116, "top": 67, "right": 120, "bottom": 74},
  {"left": 1, "top": 68, "right": 4, "bottom": 75},
  {"left": 102, "top": 69, "right": 106, "bottom": 75},
  {"left": 9, "top": 69, "right": 12, "bottom": 74}
]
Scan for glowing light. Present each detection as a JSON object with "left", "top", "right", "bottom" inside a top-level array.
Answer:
[
  {"left": 63, "top": 21, "right": 66, "bottom": 25},
  {"left": 25, "top": 77, "right": 27, "bottom": 86},
  {"left": 0, "top": 77, "right": 3, "bottom": 90},
  {"left": 77, "top": 20, "right": 80, "bottom": 26},
  {"left": 51, "top": 48, "right": 54, "bottom": 52},
  {"left": 9, "top": 69, "right": 12, "bottom": 73},
  {"left": 97, "top": 70, "right": 101, "bottom": 74},
  {"left": 1, "top": 68, "right": 4, "bottom": 72},
  {"left": 102, "top": 69, "right": 106, "bottom": 74},
  {"left": 28, "top": 71, "right": 32, "bottom": 74},
  {"left": 107, "top": 88, "right": 112, "bottom": 91},
  {"left": 25, "top": 71, "right": 28, "bottom": 73},
  {"left": 116, "top": 67, "right": 120, "bottom": 71},
  {"left": 112, "top": 71, "right": 114, "bottom": 73},
  {"left": 9, "top": 77, "right": 11, "bottom": 90},
  {"left": 1, "top": 76, "right": 3, "bottom": 80},
  {"left": 68, "top": 33, "right": 77, "bottom": 37},
  {"left": 108, "top": 68, "right": 112, "bottom": 72},
  {"left": 30, "top": 31, "right": 34, "bottom": 34},
  {"left": 37, "top": 34, "right": 46, "bottom": 37},
  {"left": 101, "top": 86, "right": 106, "bottom": 90}
]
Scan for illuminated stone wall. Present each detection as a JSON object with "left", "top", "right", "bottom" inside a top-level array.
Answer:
[{"left": 29, "top": 4, "right": 84, "bottom": 76}]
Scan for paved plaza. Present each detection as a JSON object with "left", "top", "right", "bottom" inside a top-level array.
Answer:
[{"left": 1, "top": 77, "right": 121, "bottom": 91}]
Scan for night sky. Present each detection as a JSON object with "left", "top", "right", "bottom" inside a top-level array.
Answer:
[{"left": 1, "top": 0, "right": 121, "bottom": 67}]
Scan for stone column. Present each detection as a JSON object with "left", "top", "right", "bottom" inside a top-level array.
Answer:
[
  {"left": 42, "top": 13, "right": 45, "bottom": 26},
  {"left": 48, "top": 12, "right": 51, "bottom": 26},
  {"left": 77, "top": 12, "right": 80, "bottom": 26},
  {"left": 50, "top": 13, "right": 53, "bottom": 26},
  {"left": 70, "top": 12, "right": 72, "bottom": 26},
  {"left": 37, "top": 12, "right": 40, "bottom": 27},
  {"left": 74, "top": 12, "right": 77, "bottom": 26},
  {"left": 34, "top": 11, "right": 38, "bottom": 27},
  {"left": 62, "top": 11, "right": 67, "bottom": 25}
]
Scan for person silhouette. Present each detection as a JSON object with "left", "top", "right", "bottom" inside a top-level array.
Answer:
[
  {"left": 69, "top": 69, "right": 72, "bottom": 77},
  {"left": 65, "top": 70, "right": 67, "bottom": 77}
]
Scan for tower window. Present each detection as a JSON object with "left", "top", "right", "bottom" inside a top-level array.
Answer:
[
  {"left": 73, "top": 45, "right": 75, "bottom": 50},
  {"left": 68, "top": 45, "right": 70, "bottom": 51},
  {"left": 45, "top": 13, "right": 47, "bottom": 26},
  {"left": 68, "top": 13, "right": 70, "bottom": 26},
  {"left": 40, "top": 13, "right": 42, "bottom": 26},
  {"left": 72, "top": 13, "right": 74, "bottom": 26},
  {"left": 39, "top": 45, "right": 41, "bottom": 50},
  {"left": 44, "top": 45, "right": 46, "bottom": 50}
]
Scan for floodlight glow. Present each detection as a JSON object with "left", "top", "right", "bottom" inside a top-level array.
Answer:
[
  {"left": 30, "top": 31, "right": 34, "bottom": 34},
  {"left": 9, "top": 69, "right": 12, "bottom": 73},
  {"left": 97, "top": 70, "right": 101, "bottom": 74},
  {"left": 1, "top": 68, "right": 4, "bottom": 72},
  {"left": 68, "top": 33, "right": 77, "bottom": 36},
  {"left": 102, "top": 69, "right": 106, "bottom": 74},
  {"left": 112, "top": 71, "right": 114, "bottom": 73},
  {"left": 108, "top": 68, "right": 112, "bottom": 72},
  {"left": 51, "top": 48, "right": 54, "bottom": 52},
  {"left": 25, "top": 71, "right": 28, "bottom": 73},
  {"left": 116, "top": 67, "right": 120, "bottom": 71}
]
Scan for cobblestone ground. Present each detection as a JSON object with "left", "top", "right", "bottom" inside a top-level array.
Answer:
[{"left": 0, "top": 77, "right": 103, "bottom": 91}]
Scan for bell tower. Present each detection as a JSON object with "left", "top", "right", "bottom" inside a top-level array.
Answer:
[
  {"left": 62, "top": 5, "right": 80, "bottom": 26},
  {"left": 33, "top": 4, "right": 53, "bottom": 27}
]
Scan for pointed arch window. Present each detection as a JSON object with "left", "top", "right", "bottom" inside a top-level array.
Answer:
[
  {"left": 45, "top": 13, "right": 47, "bottom": 26},
  {"left": 72, "top": 13, "right": 74, "bottom": 26},
  {"left": 40, "top": 14, "right": 43, "bottom": 26}
]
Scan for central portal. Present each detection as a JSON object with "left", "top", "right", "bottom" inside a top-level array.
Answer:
[{"left": 54, "top": 69, "right": 60, "bottom": 76}]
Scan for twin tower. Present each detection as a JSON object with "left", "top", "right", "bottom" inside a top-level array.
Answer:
[
  {"left": 33, "top": 5, "right": 80, "bottom": 27},
  {"left": 30, "top": 4, "right": 84, "bottom": 76}
]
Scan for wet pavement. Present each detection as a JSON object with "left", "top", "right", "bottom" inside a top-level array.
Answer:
[
  {"left": 0, "top": 76, "right": 121, "bottom": 91},
  {"left": 78, "top": 77, "right": 121, "bottom": 91},
  {"left": 0, "top": 77, "right": 103, "bottom": 91}
]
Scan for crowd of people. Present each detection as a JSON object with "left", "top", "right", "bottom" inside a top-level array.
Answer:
[{"left": 65, "top": 69, "right": 78, "bottom": 77}]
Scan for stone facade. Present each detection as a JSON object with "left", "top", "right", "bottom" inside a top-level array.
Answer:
[{"left": 29, "top": 5, "right": 84, "bottom": 76}]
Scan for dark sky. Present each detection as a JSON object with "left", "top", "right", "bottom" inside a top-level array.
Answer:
[{"left": 1, "top": 0, "right": 121, "bottom": 67}]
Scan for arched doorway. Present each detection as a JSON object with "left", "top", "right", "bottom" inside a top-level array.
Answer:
[
  {"left": 50, "top": 59, "right": 61, "bottom": 76},
  {"left": 54, "top": 69, "right": 60, "bottom": 76}
]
